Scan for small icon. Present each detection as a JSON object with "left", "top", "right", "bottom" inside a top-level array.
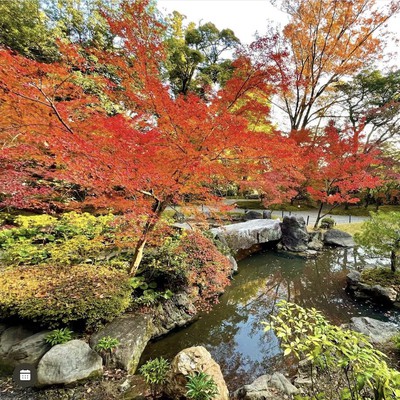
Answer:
[
  {"left": 13, "top": 364, "right": 37, "bottom": 388},
  {"left": 19, "top": 369, "right": 31, "bottom": 381}
]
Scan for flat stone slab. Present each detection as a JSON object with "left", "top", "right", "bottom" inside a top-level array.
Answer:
[{"left": 210, "top": 219, "right": 282, "bottom": 252}]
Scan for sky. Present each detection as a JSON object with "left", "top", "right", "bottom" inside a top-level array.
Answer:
[{"left": 157, "top": 0, "right": 400, "bottom": 68}]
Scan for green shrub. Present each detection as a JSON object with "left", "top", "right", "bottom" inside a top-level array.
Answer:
[
  {"left": 186, "top": 372, "right": 219, "bottom": 400},
  {"left": 0, "top": 212, "right": 117, "bottom": 266},
  {"left": 320, "top": 217, "right": 335, "bottom": 229},
  {"left": 264, "top": 301, "right": 400, "bottom": 400},
  {"left": 95, "top": 336, "right": 120, "bottom": 366},
  {"left": 45, "top": 328, "right": 73, "bottom": 346},
  {"left": 139, "top": 357, "right": 170, "bottom": 399},
  {"left": 0, "top": 264, "right": 131, "bottom": 328},
  {"left": 139, "top": 231, "right": 231, "bottom": 310}
]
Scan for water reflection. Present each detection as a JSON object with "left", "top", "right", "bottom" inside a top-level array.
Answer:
[{"left": 140, "top": 248, "right": 398, "bottom": 391}]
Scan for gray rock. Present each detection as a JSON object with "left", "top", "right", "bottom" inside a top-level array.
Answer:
[
  {"left": 6, "top": 331, "right": 51, "bottom": 367},
  {"left": 172, "top": 222, "right": 194, "bottom": 231},
  {"left": 345, "top": 317, "right": 398, "bottom": 344},
  {"left": 281, "top": 216, "right": 310, "bottom": 252},
  {"left": 0, "top": 323, "right": 8, "bottom": 336},
  {"left": 210, "top": 220, "right": 282, "bottom": 252},
  {"left": 324, "top": 229, "right": 355, "bottom": 247},
  {"left": 233, "top": 373, "right": 298, "bottom": 399},
  {"left": 151, "top": 292, "right": 197, "bottom": 338},
  {"left": 372, "top": 285, "right": 397, "bottom": 303},
  {"left": 308, "top": 231, "right": 324, "bottom": 250},
  {"left": 90, "top": 314, "right": 154, "bottom": 373},
  {"left": 165, "top": 346, "right": 229, "bottom": 400},
  {"left": 0, "top": 326, "right": 34, "bottom": 356},
  {"left": 346, "top": 270, "right": 361, "bottom": 286},
  {"left": 263, "top": 210, "right": 272, "bottom": 219},
  {"left": 37, "top": 340, "right": 102, "bottom": 385},
  {"left": 244, "top": 210, "right": 263, "bottom": 220},
  {"left": 227, "top": 255, "right": 238, "bottom": 274}
]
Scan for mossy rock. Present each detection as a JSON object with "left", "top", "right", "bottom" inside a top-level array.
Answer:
[
  {"left": 360, "top": 268, "right": 400, "bottom": 290},
  {"left": 0, "top": 264, "right": 132, "bottom": 329}
]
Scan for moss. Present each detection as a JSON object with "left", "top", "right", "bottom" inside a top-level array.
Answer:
[
  {"left": 0, "top": 264, "right": 132, "bottom": 329},
  {"left": 360, "top": 268, "right": 400, "bottom": 288}
]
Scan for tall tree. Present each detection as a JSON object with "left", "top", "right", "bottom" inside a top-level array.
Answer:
[
  {"left": 164, "top": 11, "right": 240, "bottom": 96},
  {"left": 336, "top": 69, "right": 400, "bottom": 152},
  {"left": 252, "top": 0, "right": 400, "bottom": 131},
  {"left": 1, "top": 0, "right": 292, "bottom": 274},
  {"left": 293, "top": 122, "right": 381, "bottom": 227}
]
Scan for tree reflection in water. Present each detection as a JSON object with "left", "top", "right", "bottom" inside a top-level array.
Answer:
[{"left": 140, "top": 248, "right": 398, "bottom": 391}]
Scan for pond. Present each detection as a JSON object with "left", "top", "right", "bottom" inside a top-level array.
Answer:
[{"left": 139, "top": 248, "right": 399, "bottom": 391}]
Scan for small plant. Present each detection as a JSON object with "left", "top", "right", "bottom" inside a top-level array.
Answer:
[
  {"left": 45, "top": 327, "right": 73, "bottom": 346},
  {"left": 320, "top": 217, "right": 335, "bottom": 229},
  {"left": 94, "top": 336, "right": 120, "bottom": 366},
  {"left": 139, "top": 357, "right": 170, "bottom": 399},
  {"left": 185, "top": 372, "right": 219, "bottom": 400},
  {"left": 392, "top": 333, "right": 400, "bottom": 351}
]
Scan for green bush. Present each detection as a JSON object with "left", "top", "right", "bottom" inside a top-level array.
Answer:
[
  {"left": 95, "top": 336, "right": 120, "bottom": 366},
  {"left": 139, "top": 357, "right": 170, "bottom": 399},
  {"left": 264, "top": 301, "right": 400, "bottom": 400},
  {"left": 320, "top": 217, "right": 335, "bottom": 229},
  {"left": 186, "top": 372, "right": 219, "bottom": 400},
  {"left": 45, "top": 328, "right": 73, "bottom": 346},
  {"left": 0, "top": 264, "right": 131, "bottom": 328},
  {"left": 0, "top": 212, "right": 117, "bottom": 266}
]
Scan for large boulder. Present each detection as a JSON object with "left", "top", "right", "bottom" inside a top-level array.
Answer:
[
  {"left": 0, "top": 326, "right": 34, "bottom": 357},
  {"left": 151, "top": 292, "right": 197, "bottom": 339},
  {"left": 90, "top": 313, "right": 154, "bottom": 373},
  {"left": 233, "top": 373, "right": 299, "bottom": 400},
  {"left": 324, "top": 229, "right": 355, "bottom": 247},
  {"left": 4, "top": 331, "right": 51, "bottom": 368},
  {"left": 37, "top": 339, "right": 102, "bottom": 385},
  {"left": 280, "top": 216, "right": 309, "bottom": 252},
  {"left": 210, "top": 220, "right": 282, "bottom": 253},
  {"left": 165, "top": 346, "right": 229, "bottom": 400},
  {"left": 344, "top": 317, "right": 398, "bottom": 344}
]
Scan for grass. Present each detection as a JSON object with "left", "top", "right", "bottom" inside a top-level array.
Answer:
[
  {"left": 360, "top": 268, "right": 400, "bottom": 287},
  {"left": 335, "top": 222, "right": 364, "bottom": 236}
]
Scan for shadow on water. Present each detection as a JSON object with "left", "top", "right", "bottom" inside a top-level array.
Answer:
[{"left": 139, "top": 248, "right": 399, "bottom": 391}]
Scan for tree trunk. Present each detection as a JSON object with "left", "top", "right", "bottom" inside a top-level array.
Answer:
[
  {"left": 390, "top": 250, "right": 397, "bottom": 273},
  {"left": 129, "top": 196, "right": 171, "bottom": 276},
  {"left": 314, "top": 203, "right": 324, "bottom": 229}
]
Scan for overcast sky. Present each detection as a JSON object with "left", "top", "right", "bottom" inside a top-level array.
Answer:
[{"left": 157, "top": 0, "right": 400, "bottom": 68}]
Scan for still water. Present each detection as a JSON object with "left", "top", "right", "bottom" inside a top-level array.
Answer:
[{"left": 140, "top": 248, "right": 398, "bottom": 391}]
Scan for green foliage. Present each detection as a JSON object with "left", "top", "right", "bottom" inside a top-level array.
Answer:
[
  {"left": 0, "top": 212, "right": 117, "bottom": 266},
  {"left": 185, "top": 372, "right": 219, "bottom": 400},
  {"left": 0, "top": 0, "right": 58, "bottom": 61},
  {"left": 95, "top": 336, "right": 120, "bottom": 352},
  {"left": 391, "top": 333, "right": 400, "bottom": 351},
  {"left": 129, "top": 276, "right": 173, "bottom": 307},
  {"left": 94, "top": 335, "right": 120, "bottom": 367},
  {"left": 264, "top": 301, "right": 400, "bottom": 400},
  {"left": 45, "top": 328, "right": 73, "bottom": 346},
  {"left": 164, "top": 11, "right": 239, "bottom": 96},
  {"left": 320, "top": 217, "right": 336, "bottom": 229},
  {"left": 139, "top": 357, "right": 170, "bottom": 399},
  {"left": 360, "top": 268, "right": 400, "bottom": 287},
  {"left": 355, "top": 211, "right": 400, "bottom": 271},
  {"left": 0, "top": 264, "right": 131, "bottom": 328}
]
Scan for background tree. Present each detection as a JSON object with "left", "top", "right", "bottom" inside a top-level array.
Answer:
[
  {"left": 355, "top": 211, "right": 400, "bottom": 272},
  {"left": 294, "top": 122, "right": 381, "bottom": 227},
  {"left": 0, "top": 0, "right": 57, "bottom": 61},
  {"left": 253, "top": 0, "right": 400, "bottom": 131},
  {"left": 164, "top": 11, "right": 240, "bottom": 96},
  {"left": 336, "top": 68, "right": 400, "bottom": 152}
]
